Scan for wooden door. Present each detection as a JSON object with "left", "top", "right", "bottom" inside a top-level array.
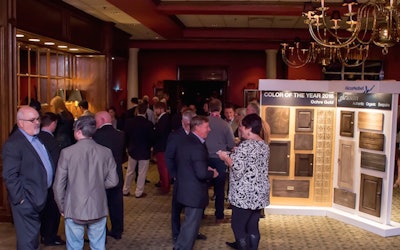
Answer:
[
  {"left": 340, "top": 111, "right": 354, "bottom": 137},
  {"left": 295, "top": 109, "right": 314, "bottom": 132},
  {"left": 359, "top": 174, "right": 382, "bottom": 217},
  {"left": 338, "top": 140, "right": 355, "bottom": 190},
  {"left": 269, "top": 141, "right": 290, "bottom": 176},
  {"left": 295, "top": 154, "right": 314, "bottom": 177}
]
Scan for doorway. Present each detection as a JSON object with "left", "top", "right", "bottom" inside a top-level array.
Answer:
[{"left": 163, "top": 80, "right": 227, "bottom": 115}]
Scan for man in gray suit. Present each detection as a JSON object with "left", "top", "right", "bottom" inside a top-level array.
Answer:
[{"left": 53, "top": 115, "right": 118, "bottom": 249}]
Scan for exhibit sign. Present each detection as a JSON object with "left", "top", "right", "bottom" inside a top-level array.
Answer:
[
  {"left": 261, "top": 91, "right": 336, "bottom": 107},
  {"left": 337, "top": 93, "right": 392, "bottom": 110}
]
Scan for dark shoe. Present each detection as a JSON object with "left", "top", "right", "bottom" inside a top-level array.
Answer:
[
  {"left": 248, "top": 234, "right": 260, "bottom": 250},
  {"left": 196, "top": 233, "right": 207, "bottom": 240},
  {"left": 107, "top": 232, "right": 122, "bottom": 240},
  {"left": 238, "top": 238, "right": 247, "bottom": 250},
  {"left": 123, "top": 192, "right": 131, "bottom": 197},
  {"left": 145, "top": 179, "right": 151, "bottom": 183},
  {"left": 43, "top": 239, "right": 66, "bottom": 246},
  {"left": 135, "top": 192, "right": 147, "bottom": 198},
  {"left": 226, "top": 241, "right": 238, "bottom": 249}
]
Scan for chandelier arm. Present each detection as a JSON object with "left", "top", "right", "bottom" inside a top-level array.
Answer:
[{"left": 281, "top": 53, "right": 310, "bottom": 68}]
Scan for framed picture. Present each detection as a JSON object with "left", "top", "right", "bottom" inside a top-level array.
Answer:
[{"left": 244, "top": 89, "right": 259, "bottom": 107}]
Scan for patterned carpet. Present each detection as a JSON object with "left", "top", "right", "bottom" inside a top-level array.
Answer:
[{"left": 1, "top": 163, "right": 400, "bottom": 249}]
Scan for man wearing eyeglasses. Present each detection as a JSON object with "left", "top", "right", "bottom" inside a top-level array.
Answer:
[{"left": 2, "top": 106, "right": 54, "bottom": 250}]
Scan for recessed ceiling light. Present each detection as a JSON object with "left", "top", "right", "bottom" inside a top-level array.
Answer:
[
  {"left": 69, "top": 48, "right": 79, "bottom": 51},
  {"left": 16, "top": 34, "right": 24, "bottom": 38},
  {"left": 44, "top": 42, "right": 55, "bottom": 45},
  {"left": 58, "top": 45, "right": 68, "bottom": 49},
  {"left": 28, "top": 38, "right": 40, "bottom": 42}
]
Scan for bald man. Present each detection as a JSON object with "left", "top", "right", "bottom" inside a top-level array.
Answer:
[
  {"left": 3, "top": 106, "right": 55, "bottom": 249},
  {"left": 93, "top": 111, "right": 126, "bottom": 240}
]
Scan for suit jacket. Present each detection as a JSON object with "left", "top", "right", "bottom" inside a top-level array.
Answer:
[
  {"left": 38, "top": 130, "right": 61, "bottom": 167},
  {"left": 2, "top": 129, "right": 50, "bottom": 211},
  {"left": 93, "top": 124, "right": 126, "bottom": 188},
  {"left": 53, "top": 138, "right": 118, "bottom": 220},
  {"left": 165, "top": 127, "right": 187, "bottom": 179},
  {"left": 153, "top": 113, "right": 171, "bottom": 153},
  {"left": 175, "top": 132, "right": 214, "bottom": 208},
  {"left": 125, "top": 115, "right": 155, "bottom": 160}
]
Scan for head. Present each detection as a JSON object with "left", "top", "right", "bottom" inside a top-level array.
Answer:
[
  {"left": 78, "top": 100, "right": 89, "bottom": 110},
  {"left": 16, "top": 106, "right": 41, "bottom": 136},
  {"left": 107, "top": 107, "right": 117, "bottom": 119},
  {"left": 73, "top": 115, "right": 97, "bottom": 140},
  {"left": 41, "top": 112, "right": 58, "bottom": 133},
  {"left": 203, "top": 100, "right": 209, "bottom": 113},
  {"left": 246, "top": 101, "right": 260, "bottom": 115},
  {"left": 142, "top": 95, "right": 149, "bottom": 103},
  {"left": 223, "top": 104, "right": 235, "bottom": 122},
  {"left": 152, "top": 96, "right": 159, "bottom": 105},
  {"left": 181, "top": 109, "right": 196, "bottom": 132},
  {"left": 240, "top": 113, "right": 262, "bottom": 139},
  {"left": 137, "top": 103, "right": 148, "bottom": 115},
  {"left": 190, "top": 115, "right": 211, "bottom": 139},
  {"left": 208, "top": 98, "right": 222, "bottom": 113},
  {"left": 131, "top": 97, "right": 139, "bottom": 105},
  {"left": 50, "top": 96, "right": 67, "bottom": 114},
  {"left": 95, "top": 111, "right": 112, "bottom": 128},
  {"left": 153, "top": 101, "right": 167, "bottom": 116},
  {"left": 188, "top": 104, "right": 197, "bottom": 113},
  {"left": 234, "top": 108, "right": 246, "bottom": 122}
]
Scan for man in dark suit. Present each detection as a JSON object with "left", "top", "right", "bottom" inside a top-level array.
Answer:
[
  {"left": 165, "top": 109, "right": 195, "bottom": 242},
  {"left": 93, "top": 111, "right": 126, "bottom": 240},
  {"left": 174, "top": 116, "right": 218, "bottom": 250},
  {"left": 123, "top": 103, "right": 155, "bottom": 198},
  {"left": 153, "top": 101, "right": 172, "bottom": 194},
  {"left": 2, "top": 106, "right": 54, "bottom": 249},
  {"left": 37, "top": 112, "right": 65, "bottom": 246}
]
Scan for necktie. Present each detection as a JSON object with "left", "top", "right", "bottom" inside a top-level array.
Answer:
[{"left": 31, "top": 136, "right": 53, "bottom": 188}]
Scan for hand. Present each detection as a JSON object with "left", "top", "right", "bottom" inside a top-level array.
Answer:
[
  {"left": 216, "top": 150, "right": 229, "bottom": 160},
  {"left": 208, "top": 167, "right": 219, "bottom": 178}
]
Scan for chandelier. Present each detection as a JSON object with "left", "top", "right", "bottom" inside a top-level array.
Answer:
[
  {"left": 281, "top": 40, "right": 339, "bottom": 68},
  {"left": 281, "top": 0, "right": 400, "bottom": 68},
  {"left": 304, "top": 0, "right": 399, "bottom": 54}
]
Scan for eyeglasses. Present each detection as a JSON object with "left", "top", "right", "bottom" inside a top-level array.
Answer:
[{"left": 20, "top": 117, "right": 41, "bottom": 123}]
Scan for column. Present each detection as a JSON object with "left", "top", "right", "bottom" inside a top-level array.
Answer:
[
  {"left": 265, "top": 49, "right": 278, "bottom": 79},
  {"left": 127, "top": 48, "right": 139, "bottom": 109}
]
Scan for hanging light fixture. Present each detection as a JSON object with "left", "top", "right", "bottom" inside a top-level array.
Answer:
[
  {"left": 304, "top": 0, "right": 400, "bottom": 56},
  {"left": 281, "top": 39, "right": 339, "bottom": 68}
]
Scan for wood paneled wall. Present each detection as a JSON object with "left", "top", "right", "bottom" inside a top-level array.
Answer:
[{"left": 0, "top": 0, "right": 17, "bottom": 222}]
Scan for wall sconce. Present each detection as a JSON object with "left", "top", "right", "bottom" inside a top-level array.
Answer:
[
  {"left": 68, "top": 89, "right": 83, "bottom": 106},
  {"left": 56, "top": 88, "right": 65, "bottom": 99},
  {"left": 113, "top": 85, "right": 123, "bottom": 92}
]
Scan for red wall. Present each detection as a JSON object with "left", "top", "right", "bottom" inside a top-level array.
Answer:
[
  {"left": 132, "top": 46, "right": 400, "bottom": 111},
  {"left": 138, "top": 50, "right": 266, "bottom": 107}
]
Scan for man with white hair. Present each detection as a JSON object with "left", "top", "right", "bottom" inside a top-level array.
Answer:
[{"left": 3, "top": 106, "right": 54, "bottom": 249}]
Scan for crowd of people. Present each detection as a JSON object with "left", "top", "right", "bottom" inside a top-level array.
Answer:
[{"left": 2, "top": 93, "right": 271, "bottom": 250}]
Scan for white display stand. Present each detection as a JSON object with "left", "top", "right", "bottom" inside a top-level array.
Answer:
[{"left": 259, "top": 79, "right": 400, "bottom": 237}]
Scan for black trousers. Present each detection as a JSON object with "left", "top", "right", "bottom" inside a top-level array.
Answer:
[
  {"left": 107, "top": 185, "right": 124, "bottom": 236},
  {"left": 230, "top": 205, "right": 261, "bottom": 241},
  {"left": 40, "top": 188, "right": 61, "bottom": 243}
]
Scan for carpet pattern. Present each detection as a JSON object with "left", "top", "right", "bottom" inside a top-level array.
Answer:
[{"left": 1, "top": 163, "right": 400, "bottom": 249}]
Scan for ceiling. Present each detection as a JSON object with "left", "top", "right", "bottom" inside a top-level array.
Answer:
[{"left": 62, "top": 0, "right": 332, "bottom": 50}]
